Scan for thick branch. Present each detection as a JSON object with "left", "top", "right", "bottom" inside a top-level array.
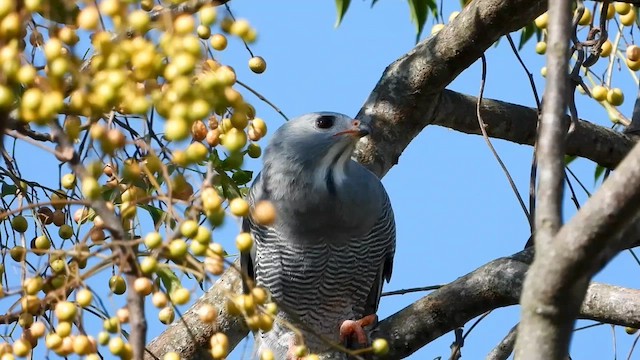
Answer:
[
  {"left": 371, "top": 248, "right": 640, "bottom": 359},
  {"left": 145, "top": 263, "right": 248, "bottom": 360},
  {"left": 515, "top": 0, "right": 573, "bottom": 357},
  {"left": 434, "top": 90, "right": 634, "bottom": 169},
  {"left": 354, "top": 0, "right": 546, "bottom": 177}
]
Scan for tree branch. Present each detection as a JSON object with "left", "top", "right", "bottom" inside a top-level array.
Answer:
[
  {"left": 434, "top": 90, "right": 635, "bottom": 169},
  {"left": 371, "top": 247, "right": 640, "bottom": 359},
  {"left": 515, "top": 0, "right": 573, "bottom": 357}
]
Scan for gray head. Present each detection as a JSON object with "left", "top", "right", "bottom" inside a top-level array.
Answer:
[
  {"left": 259, "top": 112, "right": 381, "bottom": 238},
  {"left": 263, "top": 112, "right": 370, "bottom": 185}
]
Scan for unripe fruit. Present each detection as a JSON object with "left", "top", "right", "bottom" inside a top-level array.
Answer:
[
  {"left": 133, "top": 277, "right": 153, "bottom": 295},
  {"left": 61, "top": 174, "right": 76, "bottom": 190},
  {"left": 82, "top": 177, "right": 101, "bottom": 200},
  {"left": 615, "top": 2, "right": 631, "bottom": 15},
  {"left": 21, "top": 295, "right": 40, "bottom": 315},
  {"left": 12, "top": 339, "right": 31, "bottom": 357},
  {"left": 626, "top": 327, "right": 638, "bottom": 334},
  {"left": 198, "top": 304, "right": 218, "bottom": 323},
  {"left": 58, "top": 224, "right": 73, "bottom": 239},
  {"left": 168, "top": 239, "right": 188, "bottom": 259},
  {"left": 109, "top": 275, "right": 126, "bottom": 295},
  {"left": 165, "top": 118, "right": 189, "bottom": 141},
  {"left": 77, "top": 6, "right": 100, "bottom": 30},
  {"left": 210, "top": 34, "right": 227, "bottom": 50},
  {"left": 229, "top": 198, "right": 250, "bottom": 216},
  {"left": 628, "top": 45, "right": 640, "bottom": 62},
  {"left": 170, "top": 287, "right": 190, "bottom": 305},
  {"left": 249, "top": 56, "right": 267, "bottom": 74},
  {"left": 0, "top": 85, "right": 13, "bottom": 110},
  {"left": 173, "top": 14, "right": 195, "bottom": 35},
  {"left": 210, "top": 333, "right": 229, "bottom": 359},
  {"left": 23, "top": 277, "right": 43, "bottom": 295},
  {"left": 534, "top": 12, "right": 548, "bottom": 28},
  {"left": 46, "top": 333, "right": 62, "bottom": 350},
  {"left": 535, "top": 42, "right": 546, "bottom": 55},
  {"left": 253, "top": 201, "right": 276, "bottom": 225},
  {"left": 621, "top": 8, "right": 636, "bottom": 26},
  {"left": 235, "top": 232, "right": 253, "bottom": 252},
  {"left": 430, "top": 23, "right": 444, "bottom": 35},
  {"left": 55, "top": 301, "right": 77, "bottom": 322},
  {"left": 11, "top": 215, "right": 28, "bottom": 233},
  {"left": 76, "top": 288, "right": 93, "bottom": 307},
  {"left": 591, "top": 85, "right": 608, "bottom": 101},
  {"left": 230, "top": 19, "right": 250, "bottom": 37},
  {"left": 605, "top": 3, "right": 615, "bottom": 19},
  {"left": 200, "top": 5, "right": 217, "bottom": 25},
  {"left": 140, "top": 257, "right": 158, "bottom": 274},
  {"left": 607, "top": 88, "right": 624, "bottom": 106},
  {"left": 116, "top": 308, "right": 130, "bottom": 323},
  {"left": 72, "top": 334, "right": 93, "bottom": 355},
  {"left": 29, "top": 321, "right": 46, "bottom": 338},
  {"left": 180, "top": 220, "right": 199, "bottom": 238},
  {"left": 128, "top": 10, "right": 151, "bottom": 33},
  {"left": 197, "top": 25, "right": 211, "bottom": 39},
  {"left": 145, "top": 232, "right": 163, "bottom": 249},
  {"left": 627, "top": 58, "right": 640, "bottom": 71},
  {"left": 108, "top": 337, "right": 125, "bottom": 355},
  {"left": 152, "top": 292, "right": 168, "bottom": 308},
  {"left": 103, "top": 317, "right": 120, "bottom": 333},
  {"left": 158, "top": 307, "right": 175, "bottom": 324},
  {"left": 578, "top": 8, "right": 592, "bottom": 25},
  {"left": 600, "top": 40, "right": 613, "bottom": 57},
  {"left": 164, "top": 352, "right": 181, "bottom": 360},
  {"left": 222, "top": 128, "right": 247, "bottom": 152},
  {"left": 186, "top": 142, "right": 209, "bottom": 163},
  {"left": 10, "top": 246, "right": 26, "bottom": 262}
]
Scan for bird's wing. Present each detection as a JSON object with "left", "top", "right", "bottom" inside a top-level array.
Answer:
[
  {"left": 363, "top": 191, "right": 396, "bottom": 316},
  {"left": 241, "top": 173, "right": 262, "bottom": 293}
]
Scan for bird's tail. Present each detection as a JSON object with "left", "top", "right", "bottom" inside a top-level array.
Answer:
[{"left": 251, "top": 328, "right": 290, "bottom": 360}]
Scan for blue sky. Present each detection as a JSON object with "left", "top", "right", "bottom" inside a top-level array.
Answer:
[{"left": 5, "top": 1, "right": 640, "bottom": 359}]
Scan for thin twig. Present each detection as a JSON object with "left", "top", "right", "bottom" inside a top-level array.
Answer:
[{"left": 475, "top": 55, "right": 531, "bottom": 226}]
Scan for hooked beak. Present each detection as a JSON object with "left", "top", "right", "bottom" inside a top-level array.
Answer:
[{"left": 334, "top": 121, "right": 370, "bottom": 138}]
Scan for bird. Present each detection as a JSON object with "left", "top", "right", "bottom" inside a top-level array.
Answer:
[{"left": 241, "top": 112, "right": 396, "bottom": 359}]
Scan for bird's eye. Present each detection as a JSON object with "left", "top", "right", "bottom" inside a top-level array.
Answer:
[{"left": 315, "top": 115, "right": 335, "bottom": 129}]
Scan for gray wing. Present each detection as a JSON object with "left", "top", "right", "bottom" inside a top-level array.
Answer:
[
  {"left": 241, "top": 173, "right": 262, "bottom": 293},
  {"left": 362, "top": 191, "right": 396, "bottom": 316}
]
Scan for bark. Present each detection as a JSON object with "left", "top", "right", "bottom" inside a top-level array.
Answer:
[{"left": 515, "top": 0, "right": 573, "bottom": 358}]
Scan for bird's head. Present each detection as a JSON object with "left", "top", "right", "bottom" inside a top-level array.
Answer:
[{"left": 263, "top": 112, "right": 370, "bottom": 191}]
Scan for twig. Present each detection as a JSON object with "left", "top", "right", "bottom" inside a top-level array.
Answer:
[{"left": 475, "top": 55, "right": 531, "bottom": 226}]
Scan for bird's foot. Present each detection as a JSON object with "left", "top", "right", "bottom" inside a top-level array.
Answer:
[{"left": 339, "top": 314, "right": 377, "bottom": 345}]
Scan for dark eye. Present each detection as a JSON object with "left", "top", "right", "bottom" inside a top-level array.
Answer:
[{"left": 315, "top": 115, "right": 335, "bottom": 129}]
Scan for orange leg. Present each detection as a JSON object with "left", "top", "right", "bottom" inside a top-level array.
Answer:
[{"left": 339, "top": 314, "right": 377, "bottom": 345}]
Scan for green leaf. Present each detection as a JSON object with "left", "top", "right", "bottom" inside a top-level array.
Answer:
[
  {"left": 1, "top": 182, "right": 16, "bottom": 197},
  {"left": 156, "top": 267, "right": 181, "bottom": 295},
  {"left": 371, "top": 0, "right": 380, "bottom": 7},
  {"left": 139, "top": 204, "right": 170, "bottom": 227},
  {"left": 408, "top": 0, "right": 430, "bottom": 42},
  {"left": 335, "top": 0, "right": 351, "bottom": 27},
  {"left": 38, "top": 0, "right": 80, "bottom": 25},
  {"left": 594, "top": 164, "right": 606, "bottom": 183},
  {"left": 232, "top": 170, "right": 253, "bottom": 186},
  {"left": 519, "top": 23, "right": 535, "bottom": 50},
  {"left": 564, "top": 155, "right": 577, "bottom": 165}
]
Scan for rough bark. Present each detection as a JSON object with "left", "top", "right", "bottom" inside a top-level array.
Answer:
[{"left": 515, "top": 0, "right": 573, "bottom": 358}]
